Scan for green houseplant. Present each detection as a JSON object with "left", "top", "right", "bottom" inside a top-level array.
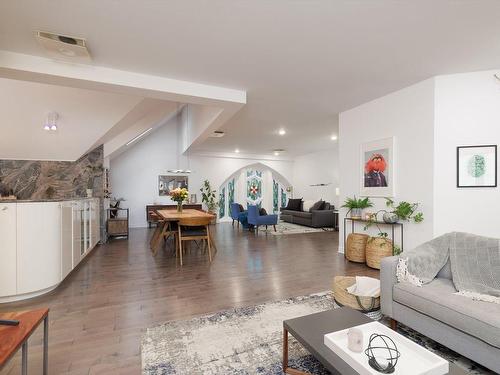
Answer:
[
  {"left": 365, "top": 198, "right": 424, "bottom": 256},
  {"left": 200, "top": 180, "right": 218, "bottom": 214},
  {"left": 341, "top": 196, "right": 373, "bottom": 219}
]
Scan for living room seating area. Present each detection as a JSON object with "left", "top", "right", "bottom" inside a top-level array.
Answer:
[{"left": 280, "top": 198, "right": 337, "bottom": 228}]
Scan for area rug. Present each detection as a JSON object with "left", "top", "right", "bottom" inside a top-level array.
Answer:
[
  {"left": 141, "top": 292, "right": 493, "bottom": 375},
  {"left": 261, "top": 221, "right": 330, "bottom": 235}
]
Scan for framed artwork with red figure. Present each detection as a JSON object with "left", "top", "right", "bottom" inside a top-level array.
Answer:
[{"left": 361, "top": 137, "right": 395, "bottom": 197}]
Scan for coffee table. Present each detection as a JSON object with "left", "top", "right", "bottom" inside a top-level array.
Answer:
[{"left": 283, "top": 307, "right": 468, "bottom": 375}]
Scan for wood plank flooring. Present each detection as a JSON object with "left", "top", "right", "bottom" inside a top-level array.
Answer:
[{"left": 0, "top": 223, "right": 377, "bottom": 375}]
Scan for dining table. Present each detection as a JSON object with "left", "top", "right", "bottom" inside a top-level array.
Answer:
[{"left": 150, "top": 208, "right": 217, "bottom": 257}]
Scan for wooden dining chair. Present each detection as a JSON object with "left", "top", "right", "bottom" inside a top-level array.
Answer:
[
  {"left": 177, "top": 216, "right": 213, "bottom": 266},
  {"left": 150, "top": 212, "right": 177, "bottom": 256}
]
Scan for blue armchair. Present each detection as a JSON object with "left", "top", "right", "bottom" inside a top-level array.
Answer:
[
  {"left": 230, "top": 203, "right": 245, "bottom": 228},
  {"left": 247, "top": 205, "right": 278, "bottom": 234}
]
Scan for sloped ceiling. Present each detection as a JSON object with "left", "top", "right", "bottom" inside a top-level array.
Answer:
[{"left": 0, "top": 77, "right": 143, "bottom": 161}]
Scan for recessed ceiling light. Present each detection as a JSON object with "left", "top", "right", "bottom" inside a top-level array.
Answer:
[
  {"left": 278, "top": 129, "right": 286, "bottom": 136},
  {"left": 273, "top": 148, "right": 285, "bottom": 156},
  {"left": 331, "top": 135, "right": 338, "bottom": 141},
  {"left": 274, "top": 151, "right": 280, "bottom": 156},
  {"left": 235, "top": 149, "right": 240, "bottom": 153}
]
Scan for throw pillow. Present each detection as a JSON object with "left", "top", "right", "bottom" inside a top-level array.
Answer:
[
  {"left": 302, "top": 200, "right": 315, "bottom": 212},
  {"left": 285, "top": 198, "right": 302, "bottom": 211},
  {"left": 259, "top": 208, "right": 267, "bottom": 216},
  {"left": 309, "top": 200, "right": 325, "bottom": 212}
]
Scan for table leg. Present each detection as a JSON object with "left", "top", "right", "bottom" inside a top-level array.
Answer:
[
  {"left": 43, "top": 315, "right": 48, "bottom": 375},
  {"left": 21, "top": 341, "right": 27, "bottom": 375},
  {"left": 283, "top": 327, "right": 311, "bottom": 375},
  {"left": 283, "top": 327, "right": 288, "bottom": 371}
]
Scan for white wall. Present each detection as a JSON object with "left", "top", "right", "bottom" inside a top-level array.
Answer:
[
  {"left": 434, "top": 70, "right": 500, "bottom": 238},
  {"left": 338, "top": 79, "right": 436, "bottom": 253},
  {"left": 111, "top": 116, "right": 294, "bottom": 227},
  {"left": 292, "top": 147, "right": 339, "bottom": 207}
]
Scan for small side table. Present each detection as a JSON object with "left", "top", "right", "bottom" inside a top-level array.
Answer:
[
  {"left": 106, "top": 208, "right": 129, "bottom": 238},
  {"left": 0, "top": 308, "right": 49, "bottom": 375}
]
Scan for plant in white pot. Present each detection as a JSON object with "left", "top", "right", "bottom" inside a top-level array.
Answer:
[{"left": 341, "top": 196, "right": 373, "bottom": 219}]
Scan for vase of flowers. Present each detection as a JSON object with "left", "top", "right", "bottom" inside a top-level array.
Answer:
[{"left": 169, "top": 187, "right": 189, "bottom": 212}]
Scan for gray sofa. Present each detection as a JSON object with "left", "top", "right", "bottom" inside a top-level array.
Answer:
[
  {"left": 280, "top": 202, "right": 335, "bottom": 228},
  {"left": 381, "top": 256, "right": 500, "bottom": 373}
]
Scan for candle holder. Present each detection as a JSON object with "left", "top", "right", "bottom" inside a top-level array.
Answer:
[{"left": 364, "top": 333, "right": 401, "bottom": 373}]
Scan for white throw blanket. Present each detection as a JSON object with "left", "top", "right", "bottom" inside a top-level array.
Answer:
[
  {"left": 396, "top": 232, "right": 500, "bottom": 304},
  {"left": 347, "top": 276, "right": 380, "bottom": 297}
]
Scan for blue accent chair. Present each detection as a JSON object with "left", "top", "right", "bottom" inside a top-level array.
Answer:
[
  {"left": 230, "top": 203, "right": 245, "bottom": 228},
  {"left": 247, "top": 205, "right": 278, "bottom": 234}
]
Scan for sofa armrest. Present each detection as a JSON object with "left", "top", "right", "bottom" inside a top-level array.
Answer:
[
  {"left": 380, "top": 256, "right": 399, "bottom": 318},
  {"left": 311, "top": 210, "right": 334, "bottom": 227}
]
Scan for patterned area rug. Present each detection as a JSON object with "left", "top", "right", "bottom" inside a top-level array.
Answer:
[
  {"left": 261, "top": 221, "right": 330, "bottom": 235},
  {"left": 142, "top": 292, "right": 493, "bottom": 374}
]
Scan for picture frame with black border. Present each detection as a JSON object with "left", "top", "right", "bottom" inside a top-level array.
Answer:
[{"left": 456, "top": 145, "right": 497, "bottom": 188}]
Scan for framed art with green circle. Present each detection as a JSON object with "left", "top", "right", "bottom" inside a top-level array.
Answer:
[{"left": 457, "top": 145, "right": 497, "bottom": 188}]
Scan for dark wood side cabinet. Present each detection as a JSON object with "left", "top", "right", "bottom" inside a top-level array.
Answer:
[{"left": 146, "top": 204, "right": 203, "bottom": 227}]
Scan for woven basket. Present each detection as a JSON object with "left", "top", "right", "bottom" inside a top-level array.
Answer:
[
  {"left": 366, "top": 237, "right": 393, "bottom": 269},
  {"left": 333, "top": 276, "right": 380, "bottom": 312},
  {"left": 345, "top": 233, "right": 369, "bottom": 263}
]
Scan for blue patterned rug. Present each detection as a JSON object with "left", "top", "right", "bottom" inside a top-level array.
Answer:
[{"left": 141, "top": 292, "right": 493, "bottom": 374}]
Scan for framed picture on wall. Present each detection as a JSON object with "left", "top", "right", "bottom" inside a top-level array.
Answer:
[
  {"left": 457, "top": 145, "right": 497, "bottom": 188},
  {"left": 360, "top": 137, "right": 395, "bottom": 197},
  {"left": 158, "top": 175, "right": 188, "bottom": 196}
]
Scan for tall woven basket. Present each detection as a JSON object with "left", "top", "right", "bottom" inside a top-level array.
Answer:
[
  {"left": 333, "top": 276, "right": 380, "bottom": 313},
  {"left": 365, "top": 237, "right": 393, "bottom": 269},
  {"left": 345, "top": 233, "right": 369, "bottom": 263}
]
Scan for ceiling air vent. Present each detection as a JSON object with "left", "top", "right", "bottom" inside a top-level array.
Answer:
[
  {"left": 35, "top": 31, "right": 91, "bottom": 62},
  {"left": 210, "top": 130, "right": 225, "bottom": 138}
]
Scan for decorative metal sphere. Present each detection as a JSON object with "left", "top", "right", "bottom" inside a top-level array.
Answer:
[
  {"left": 364, "top": 333, "right": 401, "bottom": 373},
  {"left": 382, "top": 212, "right": 399, "bottom": 224}
]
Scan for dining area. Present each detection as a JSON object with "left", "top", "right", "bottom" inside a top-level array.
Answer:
[{"left": 149, "top": 208, "right": 217, "bottom": 266}]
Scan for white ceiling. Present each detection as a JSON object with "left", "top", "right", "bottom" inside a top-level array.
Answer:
[
  {"left": 0, "top": 77, "right": 142, "bottom": 160},
  {"left": 1, "top": 1, "right": 500, "bottom": 156}
]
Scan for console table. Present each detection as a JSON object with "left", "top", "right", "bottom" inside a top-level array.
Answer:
[
  {"left": 343, "top": 217, "right": 403, "bottom": 257},
  {"left": 146, "top": 204, "right": 202, "bottom": 227}
]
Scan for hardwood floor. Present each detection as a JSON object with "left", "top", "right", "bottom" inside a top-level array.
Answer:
[{"left": 0, "top": 223, "right": 378, "bottom": 375}]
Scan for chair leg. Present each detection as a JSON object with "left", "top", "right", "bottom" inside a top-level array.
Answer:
[
  {"left": 206, "top": 226, "right": 213, "bottom": 262},
  {"left": 256, "top": 225, "right": 259, "bottom": 234},
  {"left": 232, "top": 219, "right": 234, "bottom": 226},
  {"left": 178, "top": 227, "right": 183, "bottom": 266},
  {"left": 273, "top": 225, "right": 277, "bottom": 232}
]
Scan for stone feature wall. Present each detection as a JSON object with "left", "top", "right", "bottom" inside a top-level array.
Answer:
[{"left": 0, "top": 146, "right": 104, "bottom": 200}]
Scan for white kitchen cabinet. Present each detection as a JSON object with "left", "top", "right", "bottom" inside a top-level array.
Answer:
[
  {"left": 0, "top": 203, "right": 17, "bottom": 297},
  {"left": 16, "top": 202, "right": 62, "bottom": 295},
  {"left": 72, "top": 201, "right": 82, "bottom": 268},
  {"left": 61, "top": 202, "right": 74, "bottom": 279},
  {"left": 90, "top": 198, "right": 100, "bottom": 247}
]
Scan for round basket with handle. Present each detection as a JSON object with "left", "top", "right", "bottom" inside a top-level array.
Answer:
[{"left": 333, "top": 276, "right": 380, "bottom": 313}]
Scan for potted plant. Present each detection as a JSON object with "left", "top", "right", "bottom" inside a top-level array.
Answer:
[
  {"left": 85, "top": 165, "right": 103, "bottom": 198},
  {"left": 383, "top": 198, "right": 424, "bottom": 224},
  {"left": 341, "top": 196, "right": 373, "bottom": 219},
  {"left": 169, "top": 188, "right": 189, "bottom": 212},
  {"left": 110, "top": 197, "right": 125, "bottom": 218},
  {"left": 364, "top": 199, "right": 424, "bottom": 258},
  {"left": 200, "top": 180, "right": 218, "bottom": 214}
]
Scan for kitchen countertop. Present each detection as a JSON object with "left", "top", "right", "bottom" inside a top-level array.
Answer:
[{"left": 0, "top": 197, "right": 99, "bottom": 203}]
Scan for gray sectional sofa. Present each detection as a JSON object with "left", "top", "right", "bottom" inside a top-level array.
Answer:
[
  {"left": 381, "top": 256, "right": 500, "bottom": 373},
  {"left": 280, "top": 201, "right": 335, "bottom": 228}
]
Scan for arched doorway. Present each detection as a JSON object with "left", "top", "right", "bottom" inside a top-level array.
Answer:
[{"left": 217, "top": 163, "right": 292, "bottom": 221}]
